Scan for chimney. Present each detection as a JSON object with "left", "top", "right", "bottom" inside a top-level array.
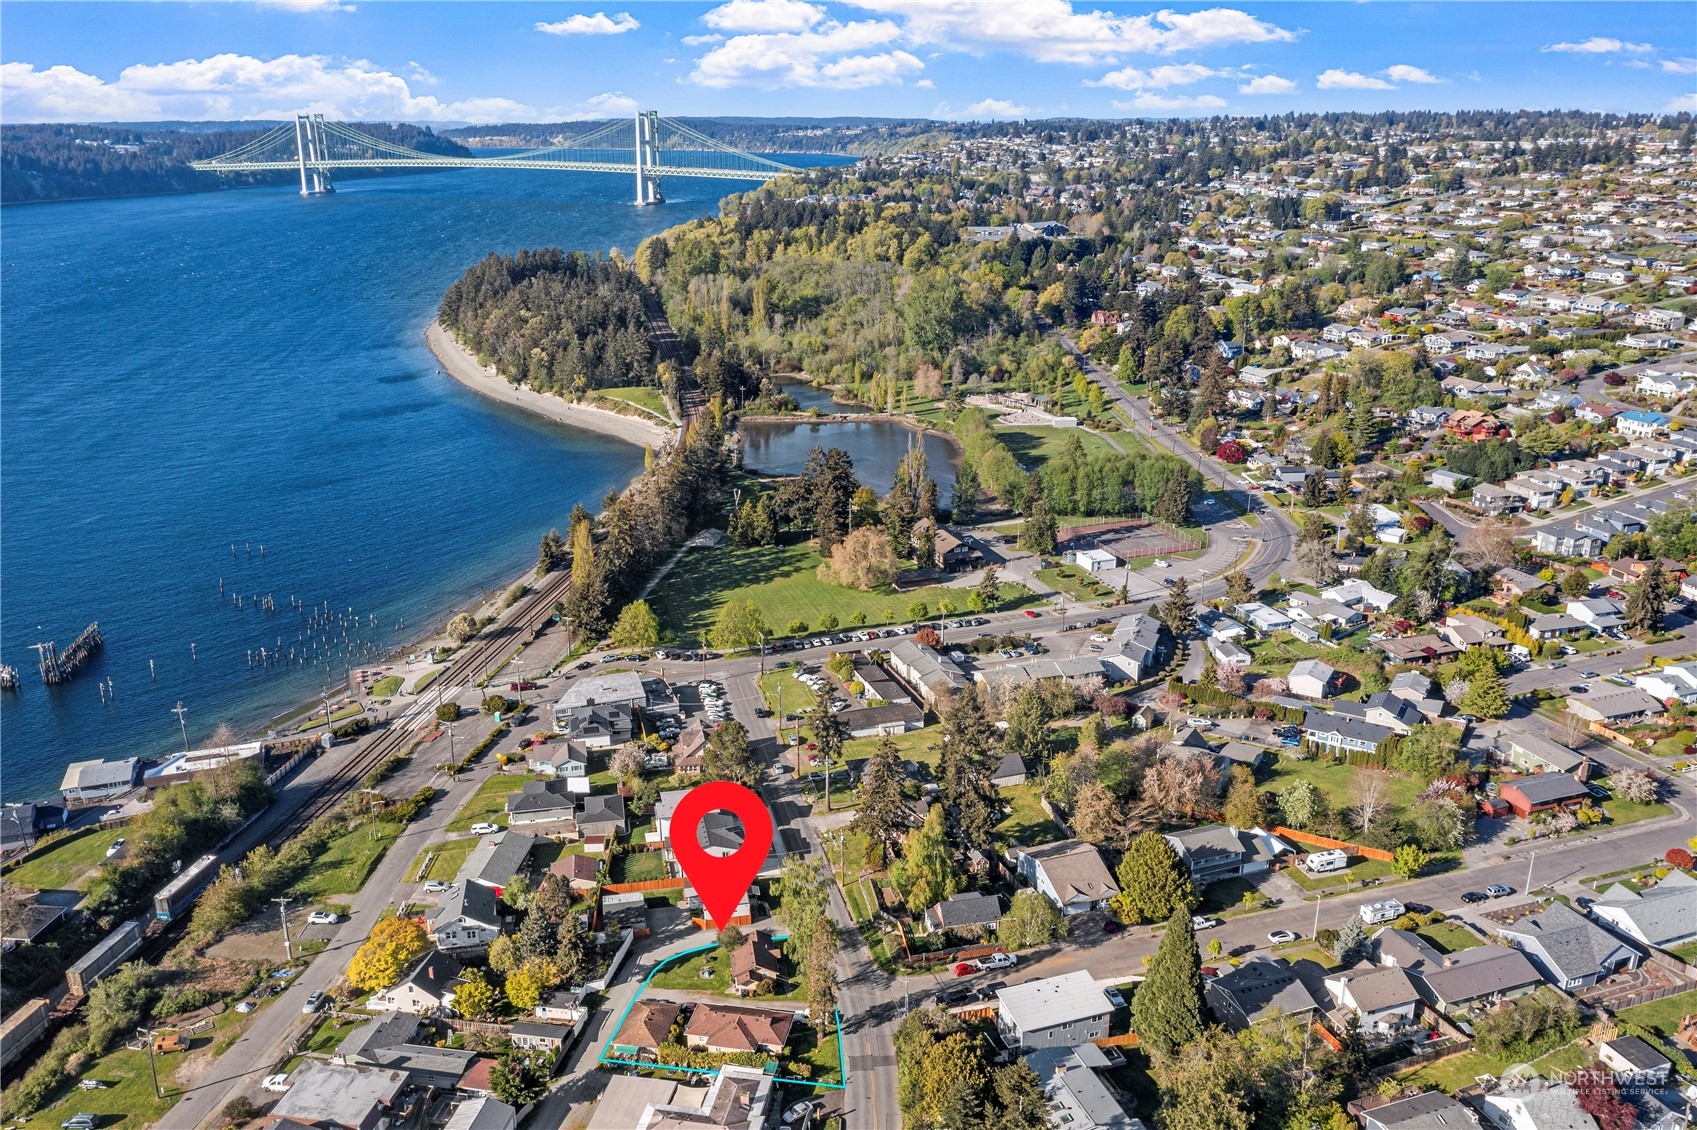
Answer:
[{"left": 427, "top": 964, "right": 435, "bottom": 981}]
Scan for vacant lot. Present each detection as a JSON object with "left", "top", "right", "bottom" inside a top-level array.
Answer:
[
  {"left": 1263, "top": 755, "right": 1423, "bottom": 811},
  {"left": 996, "top": 783, "right": 1062, "bottom": 847},
  {"left": 7, "top": 825, "right": 127, "bottom": 891},
  {"left": 647, "top": 541, "right": 1034, "bottom": 641}
]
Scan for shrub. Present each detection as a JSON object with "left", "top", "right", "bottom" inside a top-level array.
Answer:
[
  {"left": 436, "top": 702, "right": 461, "bottom": 723},
  {"left": 1665, "top": 847, "right": 1694, "bottom": 870},
  {"left": 221, "top": 1096, "right": 259, "bottom": 1124}
]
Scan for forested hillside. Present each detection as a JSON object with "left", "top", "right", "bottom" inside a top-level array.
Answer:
[
  {"left": 438, "top": 248, "right": 656, "bottom": 393},
  {"left": 1, "top": 122, "right": 472, "bottom": 203}
]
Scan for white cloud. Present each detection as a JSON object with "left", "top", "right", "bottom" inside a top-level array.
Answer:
[
  {"left": 681, "top": 34, "right": 724, "bottom": 46},
  {"left": 1089, "top": 63, "right": 1218, "bottom": 90},
  {"left": 255, "top": 0, "right": 355, "bottom": 10},
  {"left": 702, "top": 0, "right": 827, "bottom": 32},
  {"left": 405, "top": 61, "right": 438, "bottom": 85},
  {"left": 687, "top": 16, "right": 923, "bottom": 88},
  {"left": 535, "top": 12, "right": 639, "bottom": 36},
  {"left": 1543, "top": 37, "right": 1653, "bottom": 54},
  {"left": 846, "top": 1, "right": 1295, "bottom": 65},
  {"left": 1118, "top": 91, "right": 1228, "bottom": 111},
  {"left": 1662, "top": 57, "right": 1697, "bottom": 75},
  {"left": 571, "top": 91, "right": 640, "bottom": 118},
  {"left": 1665, "top": 93, "right": 1697, "bottom": 113},
  {"left": 1383, "top": 64, "right": 1441, "bottom": 84},
  {"left": 1316, "top": 68, "right": 1394, "bottom": 90},
  {"left": 0, "top": 55, "right": 536, "bottom": 123},
  {"left": 915, "top": 78, "right": 935, "bottom": 88},
  {"left": 964, "top": 97, "right": 1028, "bottom": 118},
  {"left": 1238, "top": 73, "right": 1296, "bottom": 94}
]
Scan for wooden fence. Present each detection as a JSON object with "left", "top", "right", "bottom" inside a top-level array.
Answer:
[
  {"left": 604, "top": 878, "right": 685, "bottom": 894},
  {"left": 1272, "top": 826, "right": 1395, "bottom": 863},
  {"left": 1092, "top": 1032, "right": 1140, "bottom": 1048}
]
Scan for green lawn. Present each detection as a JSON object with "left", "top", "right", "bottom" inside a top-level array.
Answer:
[
  {"left": 1616, "top": 988, "right": 1697, "bottom": 1043},
  {"left": 993, "top": 424, "right": 1115, "bottom": 468},
  {"left": 1416, "top": 921, "right": 1483, "bottom": 954},
  {"left": 445, "top": 773, "right": 529, "bottom": 832},
  {"left": 289, "top": 818, "right": 406, "bottom": 902},
  {"left": 303, "top": 1015, "right": 363, "bottom": 1056},
  {"left": 596, "top": 385, "right": 670, "bottom": 420},
  {"left": 646, "top": 542, "right": 1036, "bottom": 642},
  {"left": 369, "top": 675, "right": 404, "bottom": 697},
  {"left": 1036, "top": 563, "right": 1118, "bottom": 602},
  {"left": 20, "top": 1041, "right": 176, "bottom": 1130},
  {"left": 615, "top": 851, "right": 666, "bottom": 882},
  {"left": 1602, "top": 798, "right": 1674, "bottom": 827},
  {"left": 840, "top": 727, "right": 940, "bottom": 768},
  {"left": 1669, "top": 940, "right": 1697, "bottom": 964},
  {"left": 408, "top": 836, "right": 478, "bottom": 883},
  {"left": 995, "top": 783, "right": 1062, "bottom": 847},
  {"left": 1277, "top": 945, "right": 1341, "bottom": 971},
  {"left": 647, "top": 946, "right": 806, "bottom": 1001},
  {"left": 1264, "top": 756, "right": 1424, "bottom": 810},
  {"left": 759, "top": 669, "right": 820, "bottom": 718},
  {"left": 295, "top": 701, "right": 363, "bottom": 733},
  {"left": 6, "top": 825, "right": 128, "bottom": 891},
  {"left": 1284, "top": 857, "right": 1397, "bottom": 891}
]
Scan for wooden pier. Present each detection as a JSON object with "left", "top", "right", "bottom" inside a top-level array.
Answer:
[{"left": 32, "top": 622, "right": 104, "bottom": 684}]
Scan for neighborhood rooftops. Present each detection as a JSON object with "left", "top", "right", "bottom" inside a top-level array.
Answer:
[
  {"left": 996, "top": 971, "right": 1113, "bottom": 1033},
  {"left": 1591, "top": 869, "right": 1697, "bottom": 947}
]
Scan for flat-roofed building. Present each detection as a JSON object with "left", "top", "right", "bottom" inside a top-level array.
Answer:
[{"left": 995, "top": 971, "right": 1113, "bottom": 1050}]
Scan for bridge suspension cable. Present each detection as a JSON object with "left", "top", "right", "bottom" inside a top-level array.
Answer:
[{"left": 189, "top": 112, "right": 801, "bottom": 203}]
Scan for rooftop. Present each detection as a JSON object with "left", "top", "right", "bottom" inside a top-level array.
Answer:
[{"left": 997, "top": 971, "right": 1113, "bottom": 1031}]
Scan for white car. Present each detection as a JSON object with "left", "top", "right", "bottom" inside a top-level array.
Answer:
[
  {"left": 1185, "top": 717, "right": 1213, "bottom": 729},
  {"left": 1191, "top": 915, "right": 1220, "bottom": 930},
  {"left": 105, "top": 838, "right": 128, "bottom": 858},
  {"left": 1267, "top": 930, "right": 1299, "bottom": 945},
  {"left": 261, "top": 1074, "right": 292, "bottom": 1093},
  {"left": 469, "top": 822, "right": 501, "bottom": 835},
  {"left": 1152, "top": 558, "right": 1170, "bottom": 568},
  {"left": 306, "top": 911, "right": 340, "bottom": 926},
  {"left": 1103, "top": 987, "right": 1127, "bottom": 1008},
  {"left": 976, "top": 952, "right": 1017, "bottom": 970},
  {"left": 423, "top": 880, "right": 452, "bottom": 894}
]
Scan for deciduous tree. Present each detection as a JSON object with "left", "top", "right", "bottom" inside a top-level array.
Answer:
[
  {"left": 608, "top": 599, "right": 660, "bottom": 649},
  {"left": 1222, "top": 767, "right": 1267, "bottom": 829},
  {"left": 702, "top": 720, "right": 760, "bottom": 788},
  {"left": 997, "top": 889, "right": 1068, "bottom": 951},
  {"left": 891, "top": 805, "right": 962, "bottom": 912},
  {"left": 709, "top": 599, "right": 768, "bottom": 651},
  {"left": 1391, "top": 843, "right": 1430, "bottom": 879},
  {"left": 347, "top": 917, "right": 430, "bottom": 992}
]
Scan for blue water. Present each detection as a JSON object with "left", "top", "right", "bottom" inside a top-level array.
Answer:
[{"left": 0, "top": 158, "right": 844, "bottom": 802}]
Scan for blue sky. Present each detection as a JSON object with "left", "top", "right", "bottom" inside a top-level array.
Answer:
[{"left": 3, "top": 1, "right": 1693, "bottom": 124}]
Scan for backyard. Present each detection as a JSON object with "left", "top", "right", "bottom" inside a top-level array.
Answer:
[
  {"left": 645, "top": 541, "right": 1036, "bottom": 642},
  {"left": 995, "top": 783, "right": 1062, "bottom": 848},
  {"left": 6, "top": 825, "right": 128, "bottom": 891},
  {"left": 445, "top": 772, "right": 529, "bottom": 833}
]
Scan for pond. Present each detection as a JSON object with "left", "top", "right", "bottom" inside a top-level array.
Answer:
[
  {"left": 774, "top": 377, "right": 871, "bottom": 415},
  {"left": 739, "top": 419, "right": 959, "bottom": 493}
]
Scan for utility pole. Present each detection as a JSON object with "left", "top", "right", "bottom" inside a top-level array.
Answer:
[
  {"left": 274, "top": 897, "right": 294, "bottom": 960},
  {"left": 1525, "top": 850, "right": 1536, "bottom": 895},
  {"left": 1312, "top": 892, "right": 1322, "bottom": 941},
  {"left": 172, "top": 702, "right": 190, "bottom": 752},
  {"left": 139, "top": 1026, "right": 162, "bottom": 1099}
]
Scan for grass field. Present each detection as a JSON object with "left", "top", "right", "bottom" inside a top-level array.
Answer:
[
  {"left": 289, "top": 817, "right": 406, "bottom": 902},
  {"left": 1617, "top": 988, "right": 1697, "bottom": 1044},
  {"left": 1036, "top": 563, "right": 1119, "bottom": 602},
  {"left": 1284, "top": 857, "right": 1397, "bottom": 890},
  {"left": 596, "top": 385, "right": 670, "bottom": 421},
  {"left": 615, "top": 851, "right": 666, "bottom": 883},
  {"left": 647, "top": 541, "right": 1035, "bottom": 641},
  {"left": 993, "top": 424, "right": 1115, "bottom": 468},
  {"left": 995, "top": 783, "right": 1062, "bottom": 847},
  {"left": 6, "top": 825, "right": 128, "bottom": 891},
  {"left": 369, "top": 675, "right": 404, "bottom": 697},
  {"left": 840, "top": 726, "right": 941, "bottom": 769},
  {"left": 1263, "top": 755, "right": 1423, "bottom": 811},
  {"left": 445, "top": 773, "right": 529, "bottom": 833},
  {"left": 409, "top": 836, "right": 479, "bottom": 883},
  {"left": 20, "top": 1042, "right": 175, "bottom": 1130},
  {"left": 1601, "top": 797, "right": 1674, "bottom": 827},
  {"left": 1416, "top": 921, "right": 1483, "bottom": 954}
]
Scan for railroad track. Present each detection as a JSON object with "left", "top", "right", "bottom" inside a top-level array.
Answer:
[{"left": 258, "top": 569, "right": 573, "bottom": 847}]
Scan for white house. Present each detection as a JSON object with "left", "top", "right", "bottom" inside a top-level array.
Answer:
[
  {"left": 1616, "top": 410, "right": 1670, "bottom": 439},
  {"left": 366, "top": 955, "right": 463, "bottom": 1015},
  {"left": 1590, "top": 870, "right": 1697, "bottom": 950},
  {"left": 1320, "top": 579, "right": 1397, "bottom": 612},
  {"left": 1479, "top": 1082, "right": 1595, "bottom": 1130},
  {"left": 429, "top": 884, "right": 504, "bottom": 953},
  {"left": 1065, "top": 548, "right": 1119, "bottom": 574},
  {"left": 1288, "top": 659, "right": 1338, "bottom": 700},
  {"left": 1636, "top": 664, "right": 1697, "bottom": 704},
  {"left": 1322, "top": 965, "right": 1422, "bottom": 1033},
  {"left": 1013, "top": 840, "right": 1119, "bottom": 916},
  {"left": 1235, "top": 603, "right": 1292, "bottom": 632},
  {"left": 1566, "top": 597, "right": 1624, "bottom": 632}
]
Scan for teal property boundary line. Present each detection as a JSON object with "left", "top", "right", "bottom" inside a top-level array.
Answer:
[{"left": 597, "top": 939, "right": 848, "bottom": 1090}]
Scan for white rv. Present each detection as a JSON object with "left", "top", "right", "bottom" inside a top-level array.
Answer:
[
  {"left": 1358, "top": 899, "right": 1406, "bottom": 924},
  {"left": 1305, "top": 849, "right": 1349, "bottom": 874}
]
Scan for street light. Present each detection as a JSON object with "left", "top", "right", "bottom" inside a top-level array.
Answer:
[{"left": 1525, "top": 850, "right": 1536, "bottom": 895}]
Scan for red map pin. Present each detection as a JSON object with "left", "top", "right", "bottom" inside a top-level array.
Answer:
[{"left": 668, "top": 780, "right": 774, "bottom": 931}]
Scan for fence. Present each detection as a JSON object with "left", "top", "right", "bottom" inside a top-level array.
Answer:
[
  {"left": 582, "top": 930, "right": 635, "bottom": 993},
  {"left": 1272, "top": 826, "right": 1395, "bottom": 863},
  {"left": 603, "top": 878, "right": 685, "bottom": 894}
]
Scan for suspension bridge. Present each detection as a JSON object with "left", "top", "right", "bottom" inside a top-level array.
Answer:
[{"left": 189, "top": 111, "right": 801, "bottom": 204}]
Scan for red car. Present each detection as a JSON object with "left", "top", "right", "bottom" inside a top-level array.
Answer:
[
  {"left": 1024, "top": 609, "right": 1040, "bottom": 618},
  {"left": 509, "top": 680, "right": 539, "bottom": 691},
  {"left": 954, "top": 962, "right": 975, "bottom": 976}
]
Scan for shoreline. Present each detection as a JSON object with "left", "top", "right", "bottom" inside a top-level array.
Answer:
[{"left": 426, "top": 321, "right": 677, "bottom": 450}]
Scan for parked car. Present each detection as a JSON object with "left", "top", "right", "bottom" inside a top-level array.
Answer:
[
  {"left": 1023, "top": 609, "right": 1040, "bottom": 618},
  {"left": 978, "top": 980, "right": 1008, "bottom": 999},
  {"left": 953, "top": 962, "right": 975, "bottom": 976},
  {"left": 508, "top": 681, "right": 538, "bottom": 691},
  {"left": 782, "top": 1101, "right": 815, "bottom": 1126},
  {"left": 1267, "top": 930, "right": 1298, "bottom": 944},
  {"left": 1460, "top": 891, "right": 1489, "bottom": 904},
  {"left": 105, "top": 838, "right": 127, "bottom": 858},
  {"left": 1191, "top": 915, "right": 1221, "bottom": 930},
  {"left": 262, "top": 1074, "right": 292, "bottom": 1093},
  {"left": 234, "top": 999, "right": 256, "bottom": 1014},
  {"left": 935, "top": 988, "right": 970, "bottom": 1007},
  {"left": 61, "top": 1115, "right": 98, "bottom": 1130},
  {"left": 1104, "top": 987, "right": 1127, "bottom": 1008},
  {"left": 307, "top": 911, "right": 340, "bottom": 926},
  {"left": 977, "top": 952, "right": 1017, "bottom": 970},
  {"left": 1547, "top": 661, "right": 1565, "bottom": 669},
  {"left": 423, "top": 880, "right": 451, "bottom": 894},
  {"left": 301, "top": 989, "right": 326, "bottom": 1014},
  {"left": 1485, "top": 885, "right": 1514, "bottom": 898},
  {"left": 1581, "top": 670, "right": 1600, "bottom": 678},
  {"left": 469, "top": 822, "right": 501, "bottom": 835}
]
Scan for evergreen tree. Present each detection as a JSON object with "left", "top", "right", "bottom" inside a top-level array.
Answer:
[
  {"left": 516, "top": 905, "right": 556, "bottom": 963},
  {"left": 1457, "top": 662, "right": 1511, "bottom": 718},
  {"left": 1110, "top": 832, "right": 1196, "bottom": 924},
  {"left": 1223, "top": 571, "right": 1256, "bottom": 605},
  {"left": 852, "top": 738, "right": 909, "bottom": 855},
  {"left": 702, "top": 719, "right": 760, "bottom": 786},
  {"left": 1018, "top": 472, "right": 1057, "bottom": 554},
  {"left": 976, "top": 566, "right": 1002, "bottom": 609},
  {"left": 537, "top": 528, "right": 568, "bottom": 576},
  {"left": 937, "top": 684, "right": 1000, "bottom": 849},
  {"left": 1624, "top": 561, "right": 1671, "bottom": 633},
  {"left": 1133, "top": 907, "right": 1205, "bottom": 1058},
  {"left": 1156, "top": 576, "right": 1197, "bottom": 638},
  {"left": 553, "top": 908, "right": 589, "bottom": 987},
  {"left": 812, "top": 682, "right": 846, "bottom": 809},
  {"left": 1154, "top": 472, "right": 1192, "bottom": 526},
  {"left": 1002, "top": 685, "right": 1049, "bottom": 764},
  {"left": 1301, "top": 469, "right": 1330, "bottom": 507}
]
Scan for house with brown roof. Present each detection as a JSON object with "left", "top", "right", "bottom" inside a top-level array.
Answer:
[
  {"left": 683, "top": 1001, "right": 795, "bottom": 1055},
  {"left": 670, "top": 720, "right": 707, "bottom": 776},
  {"left": 1446, "top": 410, "right": 1511, "bottom": 442},
  {"left": 549, "top": 852, "right": 602, "bottom": 892},
  {"left": 729, "top": 930, "right": 784, "bottom": 997},
  {"left": 609, "top": 1000, "right": 681, "bottom": 1057},
  {"left": 1373, "top": 635, "right": 1462, "bottom": 665}
]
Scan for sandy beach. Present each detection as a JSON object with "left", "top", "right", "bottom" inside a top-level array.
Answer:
[{"left": 426, "top": 321, "right": 677, "bottom": 450}]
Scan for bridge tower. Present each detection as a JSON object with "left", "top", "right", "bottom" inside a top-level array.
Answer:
[
  {"left": 634, "top": 110, "right": 664, "bottom": 206},
  {"left": 294, "top": 114, "right": 335, "bottom": 196}
]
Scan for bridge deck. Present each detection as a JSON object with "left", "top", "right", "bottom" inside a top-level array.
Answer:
[{"left": 188, "top": 158, "right": 781, "bottom": 180}]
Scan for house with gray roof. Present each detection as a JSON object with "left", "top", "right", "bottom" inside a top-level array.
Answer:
[
  {"left": 996, "top": 971, "right": 1113, "bottom": 1050},
  {"left": 1479, "top": 1080, "right": 1595, "bottom": 1130},
  {"left": 1497, "top": 730, "right": 1586, "bottom": 776},
  {"left": 1495, "top": 901, "right": 1642, "bottom": 989},
  {"left": 991, "top": 750, "right": 1028, "bottom": 788},
  {"left": 1024, "top": 1044, "right": 1146, "bottom": 1130},
  {"left": 1013, "top": 840, "right": 1119, "bottom": 915},
  {"left": 1102, "top": 613, "right": 1172, "bottom": 682},
  {"left": 429, "top": 881, "right": 504, "bottom": 953},
  {"left": 1164, "top": 825, "right": 1289, "bottom": 886},
  {"left": 59, "top": 758, "right": 139, "bottom": 805},
  {"left": 1590, "top": 869, "right": 1697, "bottom": 949},
  {"left": 1323, "top": 964, "right": 1422, "bottom": 1032},
  {"left": 269, "top": 1060, "right": 408, "bottom": 1130},
  {"left": 886, "top": 640, "right": 967, "bottom": 706},
  {"left": 924, "top": 891, "right": 1002, "bottom": 937},
  {"left": 1388, "top": 671, "right": 1447, "bottom": 719},
  {"left": 1360, "top": 1091, "right": 1479, "bottom": 1130},
  {"left": 505, "top": 779, "right": 578, "bottom": 827},
  {"left": 1301, "top": 711, "right": 1396, "bottom": 755},
  {"left": 334, "top": 1012, "right": 421, "bottom": 1066},
  {"left": 1204, "top": 956, "right": 1326, "bottom": 1030},
  {"left": 576, "top": 793, "right": 627, "bottom": 839},
  {"left": 456, "top": 832, "right": 537, "bottom": 899},
  {"left": 1406, "top": 944, "right": 1543, "bottom": 1016}
]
